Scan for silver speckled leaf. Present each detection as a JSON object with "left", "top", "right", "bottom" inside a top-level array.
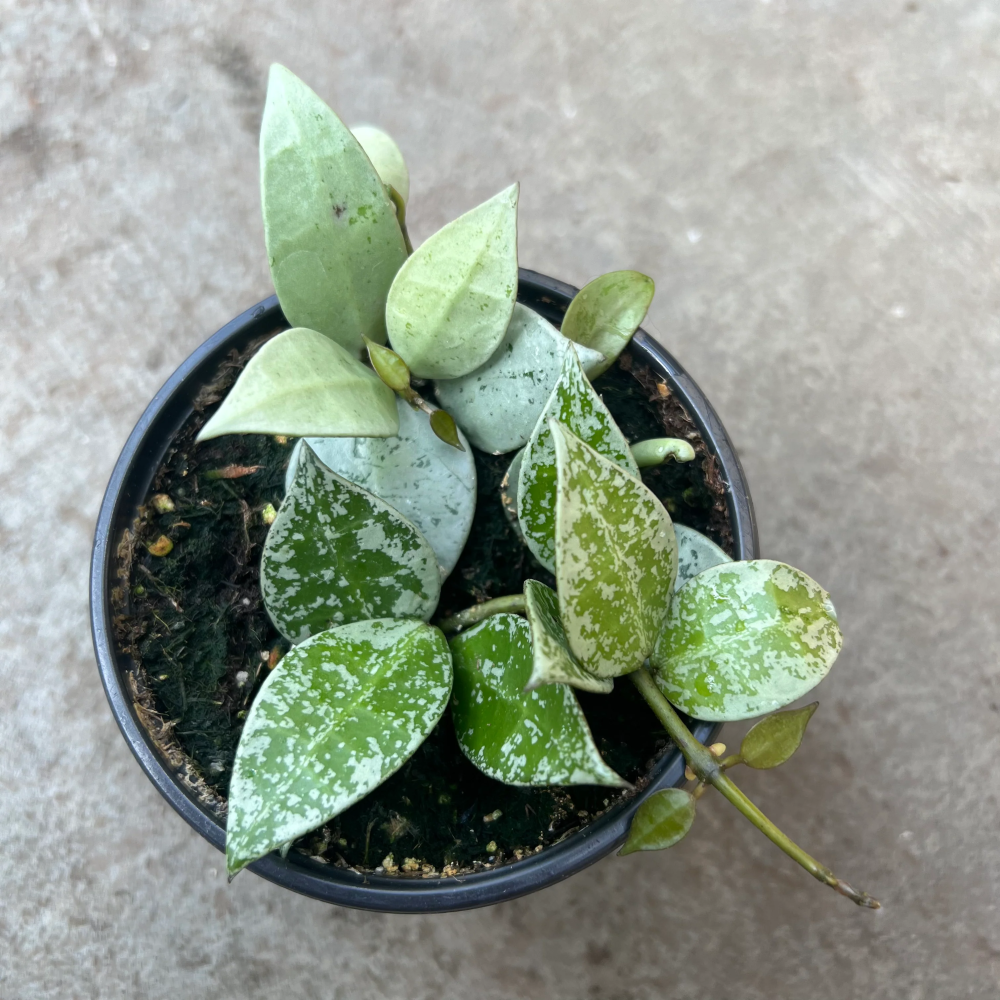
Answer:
[
  {"left": 386, "top": 184, "right": 519, "bottom": 378},
  {"left": 674, "top": 523, "right": 733, "bottom": 589},
  {"left": 651, "top": 560, "right": 842, "bottom": 722},
  {"left": 262, "top": 443, "right": 440, "bottom": 643},
  {"left": 523, "top": 580, "right": 612, "bottom": 693},
  {"left": 197, "top": 328, "right": 399, "bottom": 442},
  {"left": 284, "top": 397, "right": 476, "bottom": 578},
  {"left": 226, "top": 618, "right": 452, "bottom": 876},
  {"left": 434, "top": 303, "right": 604, "bottom": 454},
  {"left": 518, "top": 349, "right": 638, "bottom": 572},
  {"left": 552, "top": 422, "right": 677, "bottom": 678},
  {"left": 261, "top": 65, "right": 407, "bottom": 354},
  {"left": 449, "top": 613, "right": 625, "bottom": 787}
]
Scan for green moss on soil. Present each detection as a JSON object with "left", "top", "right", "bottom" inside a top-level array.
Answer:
[{"left": 120, "top": 344, "right": 731, "bottom": 876}]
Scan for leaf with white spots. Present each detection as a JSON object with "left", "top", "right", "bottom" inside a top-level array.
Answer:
[
  {"left": 197, "top": 328, "right": 399, "bottom": 441},
  {"left": 434, "top": 303, "right": 605, "bottom": 454},
  {"left": 386, "top": 184, "right": 519, "bottom": 378},
  {"left": 261, "top": 65, "right": 407, "bottom": 354},
  {"left": 674, "top": 523, "right": 733, "bottom": 589},
  {"left": 561, "top": 270, "right": 655, "bottom": 377},
  {"left": 449, "top": 614, "right": 625, "bottom": 787},
  {"left": 226, "top": 618, "right": 452, "bottom": 877},
  {"left": 351, "top": 124, "right": 409, "bottom": 205},
  {"left": 651, "top": 560, "right": 842, "bottom": 722},
  {"left": 284, "top": 397, "right": 477, "bottom": 579},
  {"left": 263, "top": 443, "right": 440, "bottom": 643},
  {"left": 552, "top": 422, "right": 677, "bottom": 678},
  {"left": 523, "top": 580, "right": 612, "bottom": 693},
  {"left": 518, "top": 349, "right": 638, "bottom": 572}
]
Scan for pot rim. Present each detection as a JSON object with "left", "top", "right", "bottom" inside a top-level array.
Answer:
[{"left": 90, "top": 269, "right": 757, "bottom": 913}]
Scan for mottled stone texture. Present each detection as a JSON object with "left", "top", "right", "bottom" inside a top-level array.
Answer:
[{"left": 2, "top": 2, "right": 999, "bottom": 997}]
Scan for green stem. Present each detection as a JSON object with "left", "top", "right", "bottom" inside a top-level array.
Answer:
[
  {"left": 630, "top": 667, "right": 880, "bottom": 909},
  {"left": 387, "top": 185, "right": 414, "bottom": 255},
  {"left": 436, "top": 594, "right": 527, "bottom": 634}
]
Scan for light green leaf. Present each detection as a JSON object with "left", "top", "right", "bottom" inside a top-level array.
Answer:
[
  {"left": 434, "top": 303, "right": 605, "bottom": 454},
  {"left": 196, "top": 328, "right": 399, "bottom": 442},
  {"left": 449, "top": 614, "right": 626, "bottom": 787},
  {"left": 651, "top": 560, "right": 842, "bottom": 722},
  {"left": 264, "top": 442, "right": 440, "bottom": 642},
  {"left": 364, "top": 336, "right": 411, "bottom": 393},
  {"left": 518, "top": 349, "right": 638, "bottom": 572},
  {"left": 740, "top": 702, "right": 818, "bottom": 769},
  {"left": 351, "top": 124, "right": 409, "bottom": 205},
  {"left": 386, "top": 184, "right": 519, "bottom": 378},
  {"left": 500, "top": 447, "right": 524, "bottom": 535},
  {"left": 618, "top": 788, "right": 695, "bottom": 855},
  {"left": 552, "top": 422, "right": 677, "bottom": 678},
  {"left": 284, "top": 397, "right": 476, "bottom": 579},
  {"left": 631, "top": 437, "right": 696, "bottom": 468},
  {"left": 561, "top": 270, "right": 655, "bottom": 377},
  {"left": 261, "top": 65, "right": 407, "bottom": 354},
  {"left": 523, "top": 580, "right": 612, "bottom": 693},
  {"left": 226, "top": 618, "right": 452, "bottom": 877},
  {"left": 674, "top": 523, "right": 733, "bottom": 589}
]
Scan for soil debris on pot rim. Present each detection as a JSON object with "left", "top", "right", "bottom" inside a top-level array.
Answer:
[{"left": 115, "top": 338, "right": 732, "bottom": 877}]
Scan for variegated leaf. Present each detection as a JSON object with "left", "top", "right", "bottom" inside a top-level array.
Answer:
[
  {"left": 518, "top": 349, "right": 638, "bottom": 572},
  {"left": 523, "top": 579, "right": 612, "bottom": 693},
  {"left": 561, "top": 270, "right": 655, "bottom": 377},
  {"left": 351, "top": 124, "right": 409, "bottom": 205},
  {"left": 284, "top": 397, "right": 476, "bottom": 579},
  {"left": 226, "top": 618, "right": 452, "bottom": 876},
  {"left": 196, "top": 328, "right": 399, "bottom": 442},
  {"left": 674, "top": 523, "right": 733, "bottom": 589},
  {"left": 261, "top": 66, "right": 407, "bottom": 354},
  {"left": 552, "top": 422, "right": 677, "bottom": 677},
  {"left": 651, "top": 560, "right": 842, "bottom": 722},
  {"left": 262, "top": 443, "right": 440, "bottom": 642},
  {"left": 449, "top": 614, "right": 625, "bottom": 787},
  {"left": 434, "top": 303, "right": 604, "bottom": 454},
  {"left": 386, "top": 184, "right": 519, "bottom": 378},
  {"left": 499, "top": 447, "right": 524, "bottom": 536}
]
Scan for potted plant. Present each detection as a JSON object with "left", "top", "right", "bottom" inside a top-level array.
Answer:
[{"left": 91, "top": 65, "right": 878, "bottom": 912}]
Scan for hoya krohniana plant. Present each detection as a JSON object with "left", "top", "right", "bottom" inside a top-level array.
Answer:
[{"left": 208, "top": 64, "right": 876, "bottom": 908}]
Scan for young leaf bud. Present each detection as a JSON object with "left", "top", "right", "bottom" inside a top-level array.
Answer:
[
  {"left": 364, "top": 336, "right": 411, "bottom": 393},
  {"left": 430, "top": 408, "right": 465, "bottom": 450},
  {"left": 147, "top": 535, "right": 174, "bottom": 557}
]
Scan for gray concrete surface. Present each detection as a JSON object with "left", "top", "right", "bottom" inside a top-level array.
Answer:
[{"left": 2, "top": 2, "right": 999, "bottom": 997}]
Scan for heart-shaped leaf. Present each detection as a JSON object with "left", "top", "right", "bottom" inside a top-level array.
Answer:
[
  {"left": 630, "top": 437, "right": 696, "bottom": 468},
  {"left": 618, "top": 788, "right": 695, "bottom": 855},
  {"left": 261, "top": 65, "right": 407, "bottom": 354},
  {"left": 740, "top": 702, "right": 818, "bottom": 769},
  {"left": 226, "top": 618, "right": 452, "bottom": 877},
  {"left": 561, "top": 270, "right": 655, "bottom": 378},
  {"left": 386, "top": 184, "right": 519, "bottom": 378},
  {"left": 284, "top": 397, "right": 476, "bottom": 579},
  {"left": 518, "top": 349, "right": 638, "bottom": 572},
  {"left": 674, "top": 523, "right": 733, "bottom": 589},
  {"left": 449, "top": 613, "right": 625, "bottom": 787},
  {"left": 552, "top": 422, "right": 677, "bottom": 678},
  {"left": 351, "top": 124, "right": 409, "bottom": 205},
  {"left": 651, "top": 560, "right": 842, "bottom": 722},
  {"left": 196, "top": 328, "right": 399, "bottom": 442},
  {"left": 434, "top": 303, "right": 605, "bottom": 454},
  {"left": 264, "top": 442, "right": 440, "bottom": 642},
  {"left": 523, "top": 580, "right": 612, "bottom": 693}
]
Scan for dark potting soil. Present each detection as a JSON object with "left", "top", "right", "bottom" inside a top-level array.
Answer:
[{"left": 117, "top": 340, "right": 731, "bottom": 876}]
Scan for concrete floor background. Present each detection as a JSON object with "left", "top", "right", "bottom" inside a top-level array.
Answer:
[{"left": 2, "top": 1, "right": 1000, "bottom": 997}]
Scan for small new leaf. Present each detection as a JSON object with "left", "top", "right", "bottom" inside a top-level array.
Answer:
[
  {"left": 365, "top": 336, "right": 411, "bottom": 393},
  {"left": 263, "top": 442, "right": 440, "bottom": 642},
  {"left": 196, "top": 328, "right": 399, "bottom": 442},
  {"left": 561, "top": 270, "right": 655, "bottom": 378},
  {"left": 518, "top": 348, "right": 638, "bottom": 572},
  {"left": 651, "top": 560, "right": 842, "bottom": 722},
  {"left": 552, "top": 422, "right": 677, "bottom": 678},
  {"left": 351, "top": 124, "right": 409, "bottom": 205},
  {"left": 226, "top": 618, "right": 452, "bottom": 877},
  {"left": 630, "top": 437, "right": 696, "bottom": 468},
  {"left": 450, "top": 614, "right": 626, "bottom": 787},
  {"left": 386, "top": 184, "right": 519, "bottom": 378},
  {"left": 619, "top": 788, "right": 696, "bottom": 855},
  {"left": 429, "top": 409, "right": 465, "bottom": 451},
  {"left": 740, "top": 703, "right": 819, "bottom": 770}
]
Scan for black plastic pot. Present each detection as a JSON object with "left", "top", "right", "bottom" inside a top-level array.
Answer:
[{"left": 90, "top": 269, "right": 758, "bottom": 913}]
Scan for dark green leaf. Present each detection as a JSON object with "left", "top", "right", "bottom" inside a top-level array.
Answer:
[
  {"left": 429, "top": 408, "right": 465, "bottom": 450},
  {"left": 619, "top": 788, "right": 695, "bottom": 855},
  {"left": 740, "top": 703, "right": 819, "bottom": 769}
]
